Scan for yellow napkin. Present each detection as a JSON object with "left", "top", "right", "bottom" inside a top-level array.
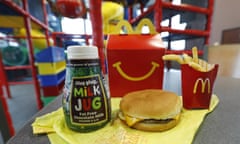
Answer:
[
  {"left": 32, "top": 108, "right": 63, "bottom": 134},
  {"left": 32, "top": 95, "right": 219, "bottom": 144}
]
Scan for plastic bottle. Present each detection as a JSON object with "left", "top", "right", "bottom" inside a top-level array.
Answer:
[{"left": 62, "top": 45, "right": 111, "bottom": 132}]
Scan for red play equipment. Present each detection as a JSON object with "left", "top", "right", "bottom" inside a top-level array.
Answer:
[
  {"left": 0, "top": 54, "right": 15, "bottom": 142},
  {"left": 56, "top": 0, "right": 87, "bottom": 18}
]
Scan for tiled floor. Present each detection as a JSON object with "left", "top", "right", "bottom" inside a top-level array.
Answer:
[
  {"left": 1, "top": 84, "right": 39, "bottom": 144},
  {"left": 7, "top": 84, "right": 38, "bottom": 131}
]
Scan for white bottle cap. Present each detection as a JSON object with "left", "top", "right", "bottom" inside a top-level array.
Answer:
[{"left": 67, "top": 45, "right": 99, "bottom": 59}]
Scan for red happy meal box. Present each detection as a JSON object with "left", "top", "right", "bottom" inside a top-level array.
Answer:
[
  {"left": 106, "top": 34, "right": 165, "bottom": 97},
  {"left": 181, "top": 64, "right": 219, "bottom": 109}
]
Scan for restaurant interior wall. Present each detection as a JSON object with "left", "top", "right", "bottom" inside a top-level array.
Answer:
[{"left": 209, "top": 0, "right": 240, "bottom": 45}]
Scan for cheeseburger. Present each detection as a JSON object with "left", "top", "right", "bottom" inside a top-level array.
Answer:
[{"left": 118, "top": 89, "right": 182, "bottom": 132}]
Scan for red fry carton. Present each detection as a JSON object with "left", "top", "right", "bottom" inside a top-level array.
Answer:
[
  {"left": 107, "top": 34, "right": 165, "bottom": 97},
  {"left": 181, "top": 64, "right": 219, "bottom": 109}
]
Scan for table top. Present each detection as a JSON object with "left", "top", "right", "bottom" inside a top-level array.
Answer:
[{"left": 7, "top": 71, "right": 240, "bottom": 144}]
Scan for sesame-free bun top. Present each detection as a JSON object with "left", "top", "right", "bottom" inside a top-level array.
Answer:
[{"left": 120, "top": 89, "right": 182, "bottom": 120}]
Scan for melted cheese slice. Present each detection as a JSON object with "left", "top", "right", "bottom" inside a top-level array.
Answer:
[
  {"left": 125, "top": 115, "right": 142, "bottom": 127},
  {"left": 174, "top": 114, "right": 180, "bottom": 121},
  {"left": 124, "top": 114, "right": 180, "bottom": 127}
]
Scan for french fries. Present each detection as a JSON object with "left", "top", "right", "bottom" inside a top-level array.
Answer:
[
  {"left": 162, "top": 47, "right": 214, "bottom": 72},
  {"left": 192, "top": 46, "right": 199, "bottom": 63},
  {"left": 182, "top": 53, "right": 192, "bottom": 64},
  {"left": 162, "top": 54, "right": 184, "bottom": 64}
]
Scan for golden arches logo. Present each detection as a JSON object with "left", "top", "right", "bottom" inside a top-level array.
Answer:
[
  {"left": 112, "top": 61, "right": 159, "bottom": 81},
  {"left": 193, "top": 78, "right": 211, "bottom": 94}
]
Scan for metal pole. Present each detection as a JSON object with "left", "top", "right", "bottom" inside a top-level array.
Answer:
[
  {"left": 22, "top": 0, "right": 43, "bottom": 109},
  {"left": 89, "top": 0, "right": 106, "bottom": 74}
]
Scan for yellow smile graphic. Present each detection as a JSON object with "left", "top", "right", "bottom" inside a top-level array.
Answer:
[{"left": 112, "top": 61, "right": 159, "bottom": 81}]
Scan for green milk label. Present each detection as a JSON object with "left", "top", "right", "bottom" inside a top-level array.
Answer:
[
  {"left": 70, "top": 74, "right": 108, "bottom": 125},
  {"left": 63, "top": 59, "right": 111, "bottom": 132}
]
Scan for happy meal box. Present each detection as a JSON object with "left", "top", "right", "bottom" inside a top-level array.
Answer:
[{"left": 106, "top": 19, "right": 166, "bottom": 97}]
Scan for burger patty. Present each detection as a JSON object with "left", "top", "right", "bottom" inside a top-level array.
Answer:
[{"left": 141, "top": 119, "right": 173, "bottom": 124}]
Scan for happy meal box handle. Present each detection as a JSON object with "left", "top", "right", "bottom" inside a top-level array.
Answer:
[
  {"left": 113, "top": 18, "right": 157, "bottom": 35},
  {"left": 135, "top": 19, "right": 157, "bottom": 34},
  {"left": 113, "top": 20, "right": 134, "bottom": 34}
]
